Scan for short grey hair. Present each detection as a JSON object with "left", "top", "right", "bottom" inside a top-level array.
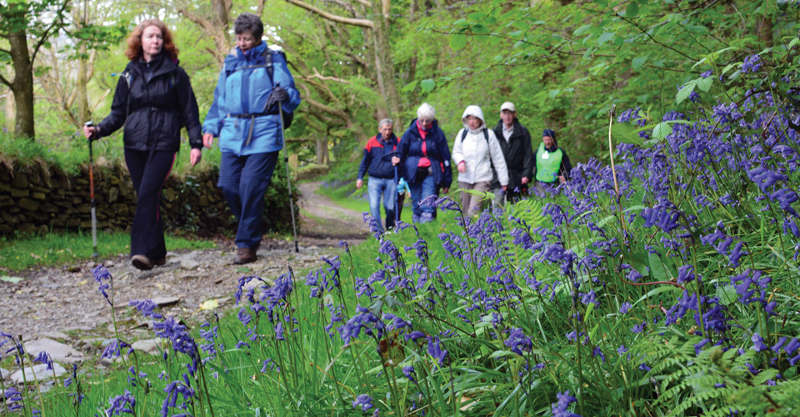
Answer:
[
  {"left": 234, "top": 13, "right": 264, "bottom": 40},
  {"left": 416, "top": 103, "right": 435, "bottom": 120},
  {"left": 378, "top": 118, "right": 393, "bottom": 129}
]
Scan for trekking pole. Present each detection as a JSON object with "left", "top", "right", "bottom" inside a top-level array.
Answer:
[
  {"left": 393, "top": 164, "right": 400, "bottom": 227},
  {"left": 278, "top": 103, "right": 299, "bottom": 253},
  {"left": 85, "top": 121, "right": 98, "bottom": 258}
]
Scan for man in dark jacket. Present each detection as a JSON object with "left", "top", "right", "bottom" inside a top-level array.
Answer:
[
  {"left": 398, "top": 103, "right": 452, "bottom": 223},
  {"left": 357, "top": 119, "right": 399, "bottom": 232},
  {"left": 492, "top": 102, "right": 533, "bottom": 205}
]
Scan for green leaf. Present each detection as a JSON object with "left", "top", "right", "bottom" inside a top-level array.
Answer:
[
  {"left": 716, "top": 285, "right": 738, "bottom": 306},
  {"left": 675, "top": 81, "right": 696, "bottom": 104},
  {"left": 652, "top": 122, "right": 673, "bottom": 141},
  {"left": 632, "top": 55, "right": 648, "bottom": 70},
  {"left": 597, "top": 32, "right": 615, "bottom": 45},
  {"left": 450, "top": 34, "right": 467, "bottom": 50},
  {"left": 573, "top": 24, "right": 593, "bottom": 36},
  {"left": 625, "top": 1, "right": 639, "bottom": 17},
  {"left": 648, "top": 252, "right": 668, "bottom": 281},
  {"left": 420, "top": 79, "right": 435, "bottom": 93},
  {"left": 696, "top": 76, "right": 713, "bottom": 92}
]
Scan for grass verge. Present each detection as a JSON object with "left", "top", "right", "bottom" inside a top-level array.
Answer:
[{"left": 0, "top": 231, "right": 215, "bottom": 272}]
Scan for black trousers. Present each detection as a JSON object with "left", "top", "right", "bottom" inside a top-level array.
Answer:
[{"left": 125, "top": 149, "right": 175, "bottom": 260}]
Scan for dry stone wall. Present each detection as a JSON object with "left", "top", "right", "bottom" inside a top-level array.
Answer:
[{"left": 0, "top": 158, "right": 297, "bottom": 237}]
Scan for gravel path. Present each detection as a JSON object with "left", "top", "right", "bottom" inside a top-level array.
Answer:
[{"left": 0, "top": 181, "right": 368, "bottom": 348}]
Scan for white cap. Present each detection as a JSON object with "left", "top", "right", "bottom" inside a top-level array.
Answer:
[{"left": 500, "top": 102, "right": 516, "bottom": 112}]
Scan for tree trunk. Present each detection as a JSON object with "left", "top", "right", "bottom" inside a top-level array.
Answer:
[
  {"left": 756, "top": 15, "right": 773, "bottom": 47},
  {"left": 9, "top": 28, "right": 34, "bottom": 138}
]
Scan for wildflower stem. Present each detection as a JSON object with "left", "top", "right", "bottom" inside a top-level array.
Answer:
[{"left": 607, "top": 104, "right": 629, "bottom": 241}]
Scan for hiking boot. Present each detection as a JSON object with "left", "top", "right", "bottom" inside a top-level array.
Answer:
[
  {"left": 233, "top": 247, "right": 257, "bottom": 265},
  {"left": 131, "top": 254, "right": 153, "bottom": 271},
  {"left": 153, "top": 257, "right": 167, "bottom": 267}
]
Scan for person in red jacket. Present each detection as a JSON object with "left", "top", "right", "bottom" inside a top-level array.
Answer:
[{"left": 357, "top": 119, "right": 399, "bottom": 232}]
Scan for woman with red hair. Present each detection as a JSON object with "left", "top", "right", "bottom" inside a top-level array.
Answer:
[{"left": 84, "top": 19, "right": 204, "bottom": 270}]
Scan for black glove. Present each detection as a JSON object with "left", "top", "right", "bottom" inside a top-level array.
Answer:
[{"left": 266, "top": 86, "right": 289, "bottom": 109}]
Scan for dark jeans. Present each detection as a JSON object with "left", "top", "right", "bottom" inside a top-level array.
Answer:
[
  {"left": 219, "top": 151, "right": 279, "bottom": 249},
  {"left": 409, "top": 171, "right": 436, "bottom": 223},
  {"left": 125, "top": 149, "right": 176, "bottom": 260}
]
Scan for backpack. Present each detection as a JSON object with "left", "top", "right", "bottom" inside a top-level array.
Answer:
[{"left": 225, "top": 48, "right": 294, "bottom": 129}]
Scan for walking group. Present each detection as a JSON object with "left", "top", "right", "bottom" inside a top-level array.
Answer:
[
  {"left": 356, "top": 102, "right": 572, "bottom": 233},
  {"left": 81, "top": 14, "right": 572, "bottom": 270}
]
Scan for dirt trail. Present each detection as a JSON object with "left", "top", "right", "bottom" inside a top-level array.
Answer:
[{"left": 0, "top": 182, "right": 368, "bottom": 342}]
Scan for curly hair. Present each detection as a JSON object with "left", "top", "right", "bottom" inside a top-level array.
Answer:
[{"left": 124, "top": 19, "right": 179, "bottom": 61}]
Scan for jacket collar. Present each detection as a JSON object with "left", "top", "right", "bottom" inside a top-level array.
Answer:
[{"left": 128, "top": 52, "right": 177, "bottom": 79}]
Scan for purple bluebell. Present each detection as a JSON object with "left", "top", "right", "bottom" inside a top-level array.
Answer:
[
  {"left": 33, "top": 351, "right": 53, "bottom": 370},
  {"left": 639, "top": 363, "right": 651, "bottom": 372},
  {"left": 427, "top": 336, "right": 448, "bottom": 366},
  {"left": 617, "top": 345, "right": 628, "bottom": 355},
  {"left": 695, "top": 338, "right": 710, "bottom": 355},
  {"left": 129, "top": 299, "right": 163, "bottom": 320},
  {"left": 338, "top": 305, "right": 386, "bottom": 345},
  {"left": 402, "top": 366, "right": 416, "bottom": 382},
  {"left": 93, "top": 265, "right": 113, "bottom": 306},
  {"left": 352, "top": 394, "right": 374, "bottom": 412},
  {"left": 504, "top": 328, "right": 532, "bottom": 355},
  {"left": 677, "top": 265, "right": 695, "bottom": 284},
  {"left": 741, "top": 54, "right": 762, "bottom": 73},
  {"left": 4, "top": 387, "right": 23, "bottom": 411},
  {"left": 105, "top": 390, "right": 136, "bottom": 416},
  {"left": 592, "top": 347, "right": 605, "bottom": 363},
  {"left": 619, "top": 302, "right": 632, "bottom": 314},
  {"left": 161, "top": 375, "right": 195, "bottom": 417},
  {"left": 102, "top": 339, "right": 131, "bottom": 360},
  {"left": 631, "top": 321, "right": 646, "bottom": 334},
  {"left": 550, "top": 390, "right": 581, "bottom": 417}
]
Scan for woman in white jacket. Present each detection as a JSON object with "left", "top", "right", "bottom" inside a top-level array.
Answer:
[{"left": 452, "top": 105, "right": 509, "bottom": 217}]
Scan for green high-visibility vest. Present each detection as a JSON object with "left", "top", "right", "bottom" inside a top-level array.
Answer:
[{"left": 536, "top": 142, "right": 563, "bottom": 183}]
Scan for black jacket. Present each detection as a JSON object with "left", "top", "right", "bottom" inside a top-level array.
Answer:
[
  {"left": 97, "top": 53, "right": 202, "bottom": 151},
  {"left": 492, "top": 118, "right": 533, "bottom": 189}
]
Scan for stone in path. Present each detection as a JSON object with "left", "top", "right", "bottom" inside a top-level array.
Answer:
[
  {"left": 10, "top": 363, "right": 67, "bottom": 384},
  {"left": 132, "top": 338, "right": 163, "bottom": 355},
  {"left": 23, "top": 338, "right": 85, "bottom": 364},
  {"left": 151, "top": 296, "right": 181, "bottom": 307},
  {"left": 1, "top": 367, "right": 9, "bottom": 380}
]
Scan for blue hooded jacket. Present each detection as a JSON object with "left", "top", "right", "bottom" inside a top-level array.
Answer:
[{"left": 203, "top": 42, "right": 301, "bottom": 156}]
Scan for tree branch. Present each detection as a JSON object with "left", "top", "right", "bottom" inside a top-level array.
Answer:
[
  {"left": 31, "top": 0, "right": 70, "bottom": 63},
  {"left": 284, "top": 0, "right": 374, "bottom": 28},
  {"left": 616, "top": 13, "right": 697, "bottom": 62},
  {"left": 0, "top": 73, "right": 11, "bottom": 88}
]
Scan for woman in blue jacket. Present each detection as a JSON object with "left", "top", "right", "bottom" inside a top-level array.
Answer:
[
  {"left": 202, "top": 13, "right": 301, "bottom": 264},
  {"left": 398, "top": 103, "right": 452, "bottom": 223}
]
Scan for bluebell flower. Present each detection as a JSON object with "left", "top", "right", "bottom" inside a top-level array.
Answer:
[
  {"left": 129, "top": 299, "right": 163, "bottom": 319},
  {"left": 93, "top": 265, "right": 113, "bottom": 306},
  {"left": 550, "top": 390, "right": 581, "bottom": 417},
  {"left": 33, "top": 351, "right": 53, "bottom": 370},
  {"left": 617, "top": 345, "right": 628, "bottom": 355},
  {"left": 105, "top": 390, "right": 136, "bottom": 416},
  {"left": 701, "top": 70, "right": 713, "bottom": 78},
  {"left": 631, "top": 321, "right": 646, "bottom": 334},
  {"left": 694, "top": 338, "right": 710, "bottom": 355},
  {"left": 161, "top": 375, "right": 195, "bottom": 417},
  {"left": 677, "top": 265, "right": 695, "bottom": 284},
  {"left": 402, "top": 365, "right": 416, "bottom": 382},
  {"left": 741, "top": 54, "right": 762, "bottom": 73},
  {"left": 427, "top": 336, "right": 448, "bottom": 366},
  {"left": 639, "top": 363, "right": 651, "bottom": 372},
  {"left": 619, "top": 302, "right": 632, "bottom": 314},
  {"left": 4, "top": 387, "right": 23, "bottom": 410},
  {"left": 592, "top": 347, "right": 605, "bottom": 363},
  {"left": 352, "top": 394, "right": 374, "bottom": 412},
  {"left": 504, "top": 328, "right": 532, "bottom": 355},
  {"left": 102, "top": 339, "right": 131, "bottom": 360}
]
